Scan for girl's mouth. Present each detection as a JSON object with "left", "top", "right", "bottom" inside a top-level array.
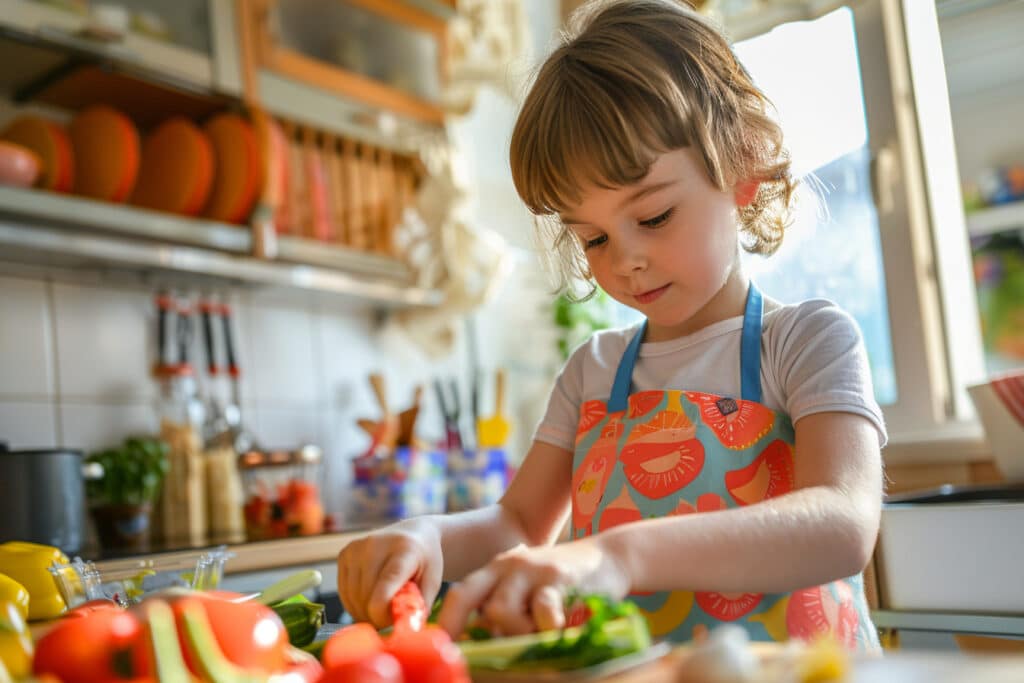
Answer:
[{"left": 634, "top": 284, "right": 669, "bottom": 304}]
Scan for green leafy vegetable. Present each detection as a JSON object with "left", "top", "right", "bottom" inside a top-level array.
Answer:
[{"left": 457, "top": 594, "right": 651, "bottom": 672}]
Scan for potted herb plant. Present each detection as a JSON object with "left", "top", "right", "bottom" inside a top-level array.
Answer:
[{"left": 85, "top": 437, "right": 169, "bottom": 551}]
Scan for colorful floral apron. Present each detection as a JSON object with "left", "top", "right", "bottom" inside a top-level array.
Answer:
[{"left": 570, "top": 284, "right": 879, "bottom": 650}]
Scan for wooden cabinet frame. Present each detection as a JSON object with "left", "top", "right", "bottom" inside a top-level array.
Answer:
[{"left": 245, "top": 0, "right": 448, "bottom": 125}]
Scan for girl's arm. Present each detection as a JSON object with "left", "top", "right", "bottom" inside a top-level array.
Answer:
[
  {"left": 603, "top": 411, "right": 882, "bottom": 594},
  {"left": 435, "top": 439, "right": 574, "bottom": 580},
  {"left": 436, "top": 411, "right": 881, "bottom": 636}
]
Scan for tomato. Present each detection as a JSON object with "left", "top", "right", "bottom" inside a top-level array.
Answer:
[
  {"left": 131, "top": 593, "right": 289, "bottom": 677},
  {"left": 384, "top": 625, "right": 469, "bottom": 683},
  {"left": 322, "top": 652, "right": 404, "bottom": 683},
  {"left": 34, "top": 608, "right": 143, "bottom": 683},
  {"left": 322, "top": 623, "right": 384, "bottom": 670},
  {"left": 179, "top": 595, "right": 289, "bottom": 673},
  {"left": 64, "top": 598, "right": 123, "bottom": 619}
]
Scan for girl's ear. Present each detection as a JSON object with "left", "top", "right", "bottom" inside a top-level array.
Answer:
[{"left": 734, "top": 180, "right": 760, "bottom": 207}]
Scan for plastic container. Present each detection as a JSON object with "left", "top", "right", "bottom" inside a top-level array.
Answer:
[
  {"left": 49, "top": 546, "right": 233, "bottom": 609},
  {"left": 351, "top": 447, "right": 446, "bottom": 521},
  {"left": 446, "top": 448, "right": 509, "bottom": 513},
  {"left": 878, "top": 483, "right": 1024, "bottom": 613}
]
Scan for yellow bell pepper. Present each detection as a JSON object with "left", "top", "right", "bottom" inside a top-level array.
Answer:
[
  {"left": 0, "top": 577, "right": 28, "bottom": 622},
  {"left": 0, "top": 542, "right": 69, "bottom": 620},
  {"left": 0, "top": 601, "right": 34, "bottom": 679}
]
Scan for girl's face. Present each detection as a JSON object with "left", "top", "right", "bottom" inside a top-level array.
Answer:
[{"left": 561, "top": 148, "right": 749, "bottom": 343}]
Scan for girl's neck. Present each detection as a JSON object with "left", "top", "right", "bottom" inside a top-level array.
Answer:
[{"left": 644, "top": 268, "right": 750, "bottom": 343}]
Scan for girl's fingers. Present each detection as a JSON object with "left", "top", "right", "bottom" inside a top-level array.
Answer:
[
  {"left": 367, "top": 552, "right": 421, "bottom": 628},
  {"left": 530, "top": 585, "right": 566, "bottom": 632},
  {"left": 482, "top": 571, "right": 535, "bottom": 636},
  {"left": 437, "top": 566, "right": 498, "bottom": 638}
]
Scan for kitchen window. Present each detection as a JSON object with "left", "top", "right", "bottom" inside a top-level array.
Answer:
[{"left": 727, "top": 0, "right": 987, "bottom": 454}]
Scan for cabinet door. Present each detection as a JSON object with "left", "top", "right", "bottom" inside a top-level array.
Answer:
[
  {"left": 1, "top": 0, "right": 241, "bottom": 94},
  {"left": 253, "top": 0, "right": 449, "bottom": 125}
]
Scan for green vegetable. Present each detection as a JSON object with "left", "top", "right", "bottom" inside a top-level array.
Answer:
[
  {"left": 85, "top": 437, "right": 170, "bottom": 506},
  {"left": 457, "top": 595, "right": 650, "bottom": 672},
  {"left": 271, "top": 596, "right": 325, "bottom": 648}
]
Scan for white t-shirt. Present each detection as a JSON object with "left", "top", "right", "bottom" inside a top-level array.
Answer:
[{"left": 534, "top": 299, "right": 887, "bottom": 451}]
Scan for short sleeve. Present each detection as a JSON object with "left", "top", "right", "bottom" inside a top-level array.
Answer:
[
  {"left": 532, "top": 343, "right": 587, "bottom": 452},
  {"left": 770, "top": 301, "right": 888, "bottom": 446}
]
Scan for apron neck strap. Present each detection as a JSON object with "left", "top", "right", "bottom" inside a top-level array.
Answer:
[
  {"left": 607, "top": 282, "right": 764, "bottom": 412},
  {"left": 740, "top": 282, "right": 763, "bottom": 404}
]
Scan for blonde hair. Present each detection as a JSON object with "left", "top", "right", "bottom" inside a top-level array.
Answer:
[{"left": 510, "top": 0, "right": 795, "bottom": 297}]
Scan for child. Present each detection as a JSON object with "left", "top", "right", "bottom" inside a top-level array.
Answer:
[{"left": 337, "top": 0, "right": 884, "bottom": 651}]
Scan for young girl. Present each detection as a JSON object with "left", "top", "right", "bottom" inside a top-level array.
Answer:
[{"left": 337, "top": 0, "right": 884, "bottom": 650}]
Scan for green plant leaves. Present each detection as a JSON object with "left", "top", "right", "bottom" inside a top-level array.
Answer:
[{"left": 86, "top": 437, "right": 170, "bottom": 506}]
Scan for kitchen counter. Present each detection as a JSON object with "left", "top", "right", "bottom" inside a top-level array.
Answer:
[{"left": 91, "top": 528, "right": 374, "bottom": 575}]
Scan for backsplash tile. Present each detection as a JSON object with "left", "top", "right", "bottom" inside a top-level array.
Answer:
[
  {"left": 0, "top": 400, "right": 58, "bottom": 450},
  {"left": 53, "top": 282, "right": 156, "bottom": 401},
  {"left": 0, "top": 276, "right": 54, "bottom": 397},
  {"left": 59, "top": 401, "right": 158, "bottom": 453},
  {"left": 245, "top": 301, "right": 318, "bottom": 405}
]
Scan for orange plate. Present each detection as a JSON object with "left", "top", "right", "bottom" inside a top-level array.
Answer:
[
  {"left": 204, "top": 113, "right": 262, "bottom": 224},
  {"left": 131, "top": 117, "right": 214, "bottom": 216},
  {"left": 1, "top": 116, "right": 75, "bottom": 192},
  {"left": 69, "top": 105, "right": 140, "bottom": 202}
]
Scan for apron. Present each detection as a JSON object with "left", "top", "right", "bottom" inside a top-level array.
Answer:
[{"left": 570, "top": 284, "right": 879, "bottom": 650}]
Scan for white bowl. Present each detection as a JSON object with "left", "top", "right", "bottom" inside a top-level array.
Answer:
[{"left": 968, "top": 370, "right": 1024, "bottom": 481}]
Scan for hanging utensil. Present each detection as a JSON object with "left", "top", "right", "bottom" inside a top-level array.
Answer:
[
  {"left": 221, "top": 301, "right": 254, "bottom": 454},
  {"left": 200, "top": 297, "right": 230, "bottom": 445},
  {"left": 477, "top": 368, "right": 511, "bottom": 449}
]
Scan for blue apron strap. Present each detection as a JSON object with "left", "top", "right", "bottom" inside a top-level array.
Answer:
[
  {"left": 608, "top": 321, "right": 646, "bottom": 413},
  {"left": 740, "top": 282, "right": 764, "bottom": 403}
]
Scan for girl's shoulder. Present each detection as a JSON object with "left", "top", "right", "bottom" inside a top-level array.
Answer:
[{"left": 764, "top": 297, "right": 863, "bottom": 340}]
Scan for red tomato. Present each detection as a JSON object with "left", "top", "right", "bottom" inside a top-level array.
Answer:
[
  {"left": 179, "top": 595, "right": 290, "bottom": 673},
  {"left": 34, "top": 608, "right": 143, "bottom": 683},
  {"left": 132, "top": 594, "right": 289, "bottom": 677},
  {"left": 322, "top": 622, "right": 385, "bottom": 670},
  {"left": 64, "top": 599, "right": 123, "bottom": 619},
  {"left": 384, "top": 625, "right": 470, "bottom": 683},
  {"left": 322, "top": 652, "right": 404, "bottom": 683},
  {"left": 390, "top": 582, "right": 427, "bottom": 632}
]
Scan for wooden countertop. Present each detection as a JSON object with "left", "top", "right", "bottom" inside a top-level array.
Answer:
[{"left": 92, "top": 529, "right": 370, "bottom": 575}]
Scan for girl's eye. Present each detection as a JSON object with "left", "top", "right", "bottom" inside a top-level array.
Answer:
[
  {"left": 583, "top": 234, "right": 607, "bottom": 250},
  {"left": 639, "top": 208, "right": 673, "bottom": 228}
]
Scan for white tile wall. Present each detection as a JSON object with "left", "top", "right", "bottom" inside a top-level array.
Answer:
[
  {"left": 0, "top": 276, "right": 54, "bottom": 397},
  {"left": 245, "top": 301, "right": 318, "bottom": 405},
  {"left": 52, "top": 282, "right": 155, "bottom": 401},
  {"left": 59, "top": 401, "right": 159, "bottom": 453},
  {"left": 0, "top": 400, "right": 58, "bottom": 449}
]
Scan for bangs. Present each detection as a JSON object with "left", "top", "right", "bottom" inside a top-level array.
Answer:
[{"left": 511, "top": 52, "right": 693, "bottom": 216}]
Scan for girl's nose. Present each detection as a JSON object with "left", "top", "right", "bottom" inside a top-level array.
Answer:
[{"left": 611, "top": 239, "right": 648, "bottom": 275}]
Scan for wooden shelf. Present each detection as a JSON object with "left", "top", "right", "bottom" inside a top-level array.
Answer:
[
  {"left": 0, "top": 186, "right": 443, "bottom": 308},
  {"left": 966, "top": 201, "right": 1024, "bottom": 238}
]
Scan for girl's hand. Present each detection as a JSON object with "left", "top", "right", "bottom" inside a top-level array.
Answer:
[
  {"left": 337, "top": 518, "right": 443, "bottom": 628},
  {"left": 435, "top": 537, "right": 630, "bottom": 638}
]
